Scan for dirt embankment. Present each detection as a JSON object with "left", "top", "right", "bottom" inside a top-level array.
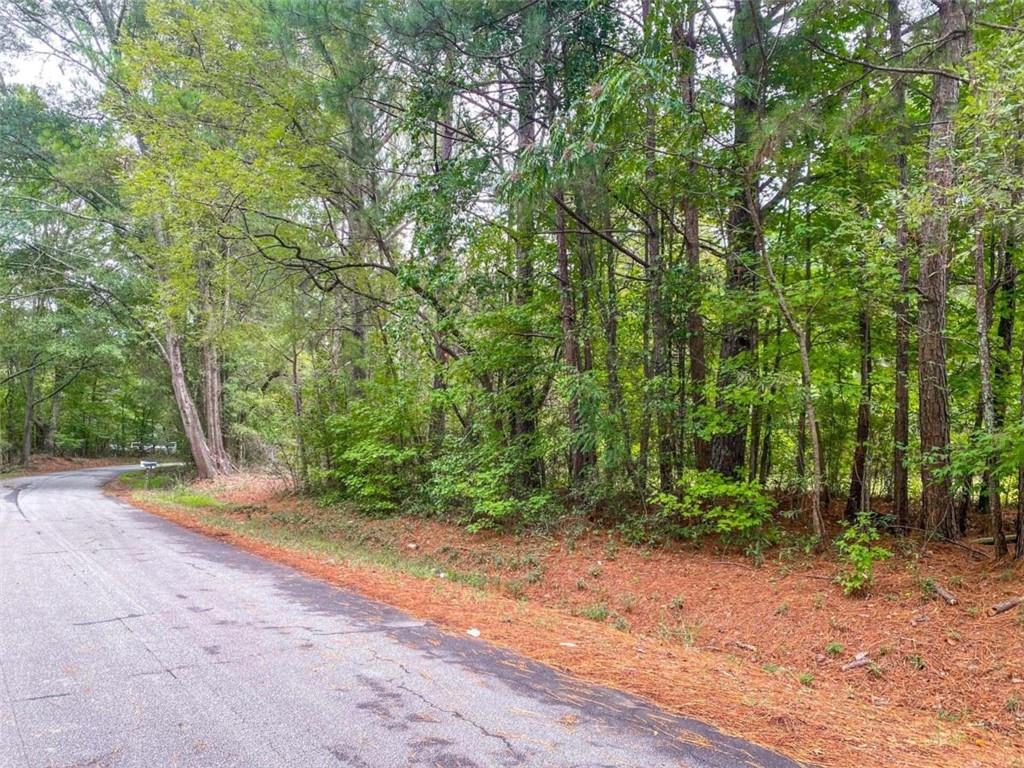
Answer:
[{"left": 110, "top": 472, "right": 1024, "bottom": 768}]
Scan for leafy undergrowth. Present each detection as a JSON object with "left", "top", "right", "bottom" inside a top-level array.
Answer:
[{"left": 109, "top": 471, "right": 1024, "bottom": 768}]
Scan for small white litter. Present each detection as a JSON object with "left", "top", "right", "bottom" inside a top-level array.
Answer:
[{"left": 467, "top": 628, "right": 481, "bottom": 638}]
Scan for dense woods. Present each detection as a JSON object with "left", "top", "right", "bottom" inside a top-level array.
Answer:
[{"left": 3, "top": 0, "right": 1024, "bottom": 559}]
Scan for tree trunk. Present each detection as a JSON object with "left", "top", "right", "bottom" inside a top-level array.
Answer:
[
  {"left": 291, "top": 343, "right": 308, "bottom": 488},
  {"left": 752, "top": 197, "right": 824, "bottom": 541},
  {"left": 44, "top": 388, "right": 60, "bottom": 454},
  {"left": 712, "top": 0, "right": 761, "bottom": 479},
  {"left": 917, "top": 0, "right": 966, "bottom": 538},
  {"left": 642, "top": 0, "right": 671, "bottom": 491},
  {"left": 21, "top": 359, "right": 35, "bottom": 465},
  {"left": 888, "top": 0, "right": 912, "bottom": 530},
  {"left": 676, "top": 5, "right": 709, "bottom": 471},
  {"left": 555, "top": 192, "right": 584, "bottom": 482},
  {"left": 201, "top": 342, "right": 231, "bottom": 474},
  {"left": 429, "top": 92, "right": 455, "bottom": 447},
  {"left": 511, "top": 43, "right": 541, "bottom": 487},
  {"left": 600, "top": 206, "right": 637, "bottom": 491},
  {"left": 974, "top": 225, "right": 1006, "bottom": 555},
  {"left": 845, "top": 299, "right": 872, "bottom": 519},
  {"left": 167, "top": 330, "right": 218, "bottom": 480},
  {"left": 1018, "top": 316, "right": 1024, "bottom": 558}
]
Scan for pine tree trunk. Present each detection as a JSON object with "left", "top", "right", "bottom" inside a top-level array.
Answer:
[
  {"left": 917, "top": 0, "right": 966, "bottom": 538},
  {"left": 676, "top": 6, "right": 709, "bottom": 472},
  {"left": 429, "top": 94, "right": 454, "bottom": 447},
  {"left": 712, "top": 0, "right": 761, "bottom": 479},
  {"left": 512, "top": 46, "right": 540, "bottom": 487},
  {"left": 641, "top": 0, "right": 672, "bottom": 491},
  {"left": 888, "top": 0, "right": 912, "bottom": 531},
  {"left": 555, "top": 192, "right": 583, "bottom": 482}
]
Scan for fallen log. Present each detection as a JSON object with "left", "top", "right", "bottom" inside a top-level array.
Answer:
[
  {"left": 931, "top": 582, "right": 957, "bottom": 606},
  {"left": 989, "top": 596, "right": 1024, "bottom": 616},
  {"left": 973, "top": 533, "right": 1018, "bottom": 545}
]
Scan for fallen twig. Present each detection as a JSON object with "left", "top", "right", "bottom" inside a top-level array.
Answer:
[
  {"left": 931, "top": 582, "right": 957, "bottom": 606},
  {"left": 989, "top": 596, "right": 1024, "bottom": 616},
  {"left": 842, "top": 652, "right": 871, "bottom": 672}
]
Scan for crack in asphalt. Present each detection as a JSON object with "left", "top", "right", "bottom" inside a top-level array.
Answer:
[
  {"left": 71, "top": 612, "right": 146, "bottom": 626},
  {"left": 393, "top": 680, "right": 521, "bottom": 760},
  {"left": 17, "top": 692, "right": 73, "bottom": 702}
]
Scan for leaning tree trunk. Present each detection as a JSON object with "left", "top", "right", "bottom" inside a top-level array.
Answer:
[
  {"left": 753, "top": 199, "right": 825, "bottom": 542},
  {"left": 167, "top": 330, "right": 218, "bottom": 480},
  {"left": 917, "top": 0, "right": 966, "bottom": 538}
]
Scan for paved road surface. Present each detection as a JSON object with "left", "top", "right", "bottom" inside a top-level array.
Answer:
[{"left": 0, "top": 467, "right": 801, "bottom": 768}]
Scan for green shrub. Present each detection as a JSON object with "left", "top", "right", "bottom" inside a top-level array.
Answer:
[
  {"left": 834, "top": 515, "right": 891, "bottom": 596},
  {"left": 647, "top": 469, "right": 776, "bottom": 548},
  {"left": 424, "top": 439, "right": 553, "bottom": 531},
  {"left": 318, "top": 389, "right": 422, "bottom": 514}
]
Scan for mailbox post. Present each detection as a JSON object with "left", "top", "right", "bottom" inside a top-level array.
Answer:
[{"left": 140, "top": 460, "right": 158, "bottom": 490}]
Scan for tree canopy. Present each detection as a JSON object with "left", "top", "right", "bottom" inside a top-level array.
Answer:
[{"left": 3, "top": 0, "right": 1024, "bottom": 556}]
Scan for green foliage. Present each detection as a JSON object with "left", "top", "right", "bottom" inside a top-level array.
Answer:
[
  {"left": 316, "top": 387, "right": 424, "bottom": 514},
  {"left": 425, "top": 440, "right": 554, "bottom": 531},
  {"left": 834, "top": 516, "right": 891, "bottom": 597},
  {"left": 580, "top": 602, "right": 609, "bottom": 622},
  {"left": 646, "top": 470, "right": 776, "bottom": 548}
]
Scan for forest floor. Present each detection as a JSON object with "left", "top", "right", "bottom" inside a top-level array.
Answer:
[
  {"left": 0, "top": 454, "right": 128, "bottom": 479},
  {"left": 108, "top": 470, "right": 1024, "bottom": 768}
]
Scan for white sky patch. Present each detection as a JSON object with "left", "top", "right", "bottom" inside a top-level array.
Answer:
[{"left": 3, "top": 48, "right": 70, "bottom": 90}]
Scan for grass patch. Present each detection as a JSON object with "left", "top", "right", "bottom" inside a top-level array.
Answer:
[
  {"left": 119, "top": 467, "right": 191, "bottom": 491},
  {"left": 580, "top": 602, "right": 609, "bottom": 622},
  {"left": 160, "top": 489, "right": 225, "bottom": 508},
  {"left": 124, "top": 485, "right": 496, "bottom": 593}
]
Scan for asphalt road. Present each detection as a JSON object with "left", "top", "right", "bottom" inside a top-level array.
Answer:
[{"left": 0, "top": 467, "right": 802, "bottom": 768}]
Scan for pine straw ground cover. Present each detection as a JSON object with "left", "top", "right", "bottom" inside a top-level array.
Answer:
[{"left": 109, "top": 472, "right": 1024, "bottom": 768}]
